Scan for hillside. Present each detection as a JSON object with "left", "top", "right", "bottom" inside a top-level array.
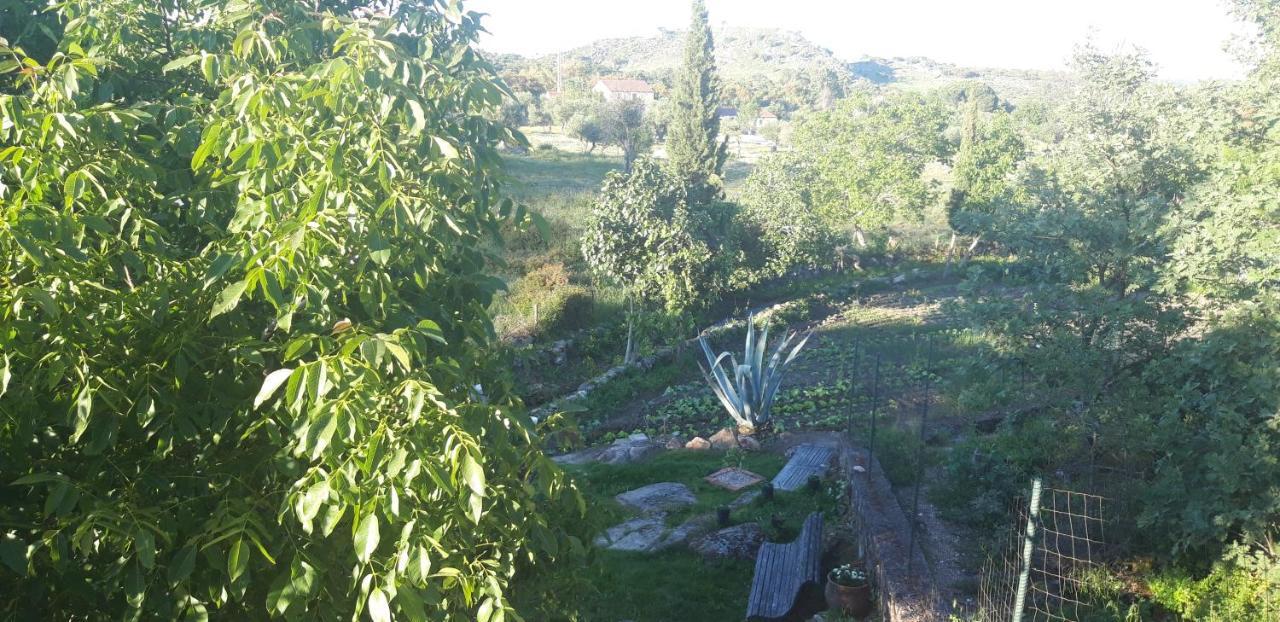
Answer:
[
  {"left": 851, "top": 56, "right": 1073, "bottom": 103},
  {"left": 490, "top": 27, "right": 1073, "bottom": 110}
]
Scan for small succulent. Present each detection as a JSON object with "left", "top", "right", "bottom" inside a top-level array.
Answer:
[{"left": 829, "top": 564, "right": 868, "bottom": 587}]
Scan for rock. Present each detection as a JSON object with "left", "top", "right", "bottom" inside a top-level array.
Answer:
[
  {"left": 708, "top": 428, "right": 760, "bottom": 450},
  {"left": 708, "top": 428, "right": 738, "bottom": 449},
  {"left": 685, "top": 436, "right": 711, "bottom": 450},
  {"left": 665, "top": 437, "right": 686, "bottom": 450},
  {"left": 594, "top": 515, "right": 670, "bottom": 552},
  {"left": 690, "top": 523, "right": 765, "bottom": 561},
  {"left": 551, "top": 447, "right": 603, "bottom": 465},
  {"left": 597, "top": 434, "right": 661, "bottom": 465},
  {"left": 656, "top": 513, "right": 717, "bottom": 550},
  {"left": 615, "top": 482, "right": 697, "bottom": 514},
  {"left": 729, "top": 489, "right": 761, "bottom": 509},
  {"left": 852, "top": 465, "right": 867, "bottom": 473}
]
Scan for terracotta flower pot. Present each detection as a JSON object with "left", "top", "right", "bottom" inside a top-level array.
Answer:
[{"left": 826, "top": 573, "right": 871, "bottom": 619}]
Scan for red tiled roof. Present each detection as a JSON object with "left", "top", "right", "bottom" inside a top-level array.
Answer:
[
  {"left": 595, "top": 78, "right": 654, "bottom": 93},
  {"left": 759, "top": 109, "right": 778, "bottom": 118}
]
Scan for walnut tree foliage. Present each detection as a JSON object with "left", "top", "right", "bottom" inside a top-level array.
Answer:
[{"left": 0, "top": 1, "right": 581, "bottom": 620}]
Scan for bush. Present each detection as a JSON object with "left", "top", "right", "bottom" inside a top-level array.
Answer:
[
  {"left": 505, "top": 263, "right": 595, "bottom": 337},
  {"left": 1146, "top": 554, "right": 1280, "bottom": 621},
  {"left": 581, "top": 158, "right": 720, "bottom": 312}
]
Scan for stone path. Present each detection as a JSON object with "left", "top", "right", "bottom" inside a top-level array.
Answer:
[
  {"left": 551, "top": 433, "right": 661, "bottom": 466},
  {"left": 615, "top": 482, "right": 697, "bottom": 514}
]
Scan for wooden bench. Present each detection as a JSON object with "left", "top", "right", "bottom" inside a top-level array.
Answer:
[
  {"left": 746, "top": 512, "right": 824, "bottom": 621},
  {"left": 771, "top": 444, "right": 835, "bottom": 491}
]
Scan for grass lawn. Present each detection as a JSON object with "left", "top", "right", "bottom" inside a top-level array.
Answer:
[{"left": 512, "top": 450, "right": 842, "bottom": 622}]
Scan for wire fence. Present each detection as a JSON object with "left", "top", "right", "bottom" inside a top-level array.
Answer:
[
  {"left": 828, "top": 307, "right": 1112, "bottom": 622},
  {"left": 976, "top": 479, "right": 1107, "bottom": 621}
]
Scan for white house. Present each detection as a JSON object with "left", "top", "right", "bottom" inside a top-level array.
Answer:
[
  {"left": 592, "top": 79, "right": 655, "bottom": 104},
  {"left": 756, "top": 109, "right": 779, "bottom": 128}
]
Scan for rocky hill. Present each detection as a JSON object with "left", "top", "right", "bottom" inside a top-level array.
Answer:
[{"left": 490, "top": 27, "right": 1072, "bottom": 111}]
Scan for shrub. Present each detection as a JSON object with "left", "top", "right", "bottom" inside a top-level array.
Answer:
[
  {"left": 505, "top": 263, "right": 594, "bottom": 337},
  {"left": 581, "top": 158, "right": 720, "bottom": 313},
  {"left": 1146, "top": 554, "right": 1280, "bottom": 621}
]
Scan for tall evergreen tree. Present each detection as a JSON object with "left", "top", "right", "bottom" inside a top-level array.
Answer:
[{"left": 667, "top": 0, "right": 728, "bottom": 204}]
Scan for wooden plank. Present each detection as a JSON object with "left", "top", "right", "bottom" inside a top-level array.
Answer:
[
  {"left": 746, "top": 512, "right": 824, "bottom": 621},
  {"left": 771, "top": 445, "right": 836, "bottom": 491}
]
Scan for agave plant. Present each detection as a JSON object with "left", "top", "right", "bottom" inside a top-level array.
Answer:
[{"left": 698, "top": 314, "right": 812, "bottom": 434}]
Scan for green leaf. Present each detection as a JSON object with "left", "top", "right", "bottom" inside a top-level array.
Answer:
[
  {"left": 354, "top": 513, "right": 379, "bottom": 564},
  {"left": 255, "top": 368, "right": 294, "bottom": 409},
  {"left": 168, "top": 545, "right": 197, "bottom": 584},
  {"left": 135, "top": 530, "right": 156, "bottom": 569},
  {"left": 367, "top": 588, "right": 391, "bottom": 622},
  {"left": 476, "top": 597, "right": 495, "bottom": 622},
  {"left": 161, "top": 54, "right": 201, "bottom": 73},
  {"left": 228, "top": 538, "right": 249, "bottom": 583},
  {"left": 295, "top": 479, "right": 329, "bottom": 533},
  {"left": 11, "top": 473, "right": 62, "bottom": 486},
  {"left": 406, "top": 99, "right": 426, "bottom": 136},
  {"left": 462, "top": 454, "right": 485, "bottom": 497},
  {"left": 209, "top": 279, "right": 248, "bottom": 319},
  {"left": 432, "top": 136, "right": 458, "bottom": 160},
  {"left": 70, "top": 384, "right": 93, "bottom": 444}
]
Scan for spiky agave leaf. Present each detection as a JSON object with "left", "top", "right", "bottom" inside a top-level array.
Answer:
[
  {"left": 697, "top": 315, "right": 813, "bottom": 432},
  {"left": 699, "top": 336, "right": 751, "bottom": 429}
]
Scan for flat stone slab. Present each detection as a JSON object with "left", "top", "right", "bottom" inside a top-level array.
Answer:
[
  {"left": 594, "top": 512, "right": 716, "bottom": 553},
  {"left": 691, "top": 522, "right": 765, "bottom": 561},
  {"left": 551, "top": 433, "right": 661, "bottom": 466},
  {"left": 615, "top": 482, "right": 697, "bottom": 514},
  {"left": 704, "top": 466, "right": 765, "bottom": 491},
  {"left": 771, "top": 444, "right": 835, "bottom": 491},
  {"left": 594, "top": 515, "right": 670, "bottom": 551}
]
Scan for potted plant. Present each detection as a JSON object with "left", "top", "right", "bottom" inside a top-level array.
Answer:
[{"left": 826, "top": 563, "right": 871, "bottom": 618}]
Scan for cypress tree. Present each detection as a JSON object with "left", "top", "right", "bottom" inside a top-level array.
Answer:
[{"left": 667, "top": 0, "right": 728, "bottom": 204}]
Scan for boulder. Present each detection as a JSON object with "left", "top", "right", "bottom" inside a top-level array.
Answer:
[
  {"left": 684, "top": 436, "right": 711, "bottom": 450},
  {"left": 615, "top": 482, "right": 697, "bottom": 514},
  {"left": 708, "top": 428, "right": 761, "bottom": 450},
  {"left": 597, "top": 434, "right": 661, "bottom": 465},
  {"left": 655, "top": 513, "right": 717, "bottom": 550},
  {"left": 551, "top": 447, "right": 603, "bottom": 465},
  {"left": 729, "top": 489, "right": 762, "bottom": 509},
  {"left": 593, "top": 515, "right": 669, "bottom": 552},
  {"left": 595, "top": 513, "right": 717, "bottom": 553},
  {"left": 708, "top": 428, "right": 738, "bottom": 449},
  {"left": 690, "top": 523, "right": 766, "bottom": 561}
]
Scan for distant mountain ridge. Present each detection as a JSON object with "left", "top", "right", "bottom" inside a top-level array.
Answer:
[{"left": 489, "top": 27, "right": 1072, "bottom": 109}]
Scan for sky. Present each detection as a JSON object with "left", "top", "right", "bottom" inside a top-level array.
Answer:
[{"left": 467, "top": 0, "right": 1255, "bottom": 82}]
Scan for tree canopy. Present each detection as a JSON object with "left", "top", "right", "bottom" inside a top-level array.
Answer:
[
  {"left": 0, "top": 1, "right": 579, "bottom": 619},
  {"left": 666, "top": 0, "right": 728, "bottom": 204}
]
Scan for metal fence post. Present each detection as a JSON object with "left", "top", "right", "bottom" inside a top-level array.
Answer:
[{"left": 1012, "top": 478, "right": 1043, "bottom": 622}]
